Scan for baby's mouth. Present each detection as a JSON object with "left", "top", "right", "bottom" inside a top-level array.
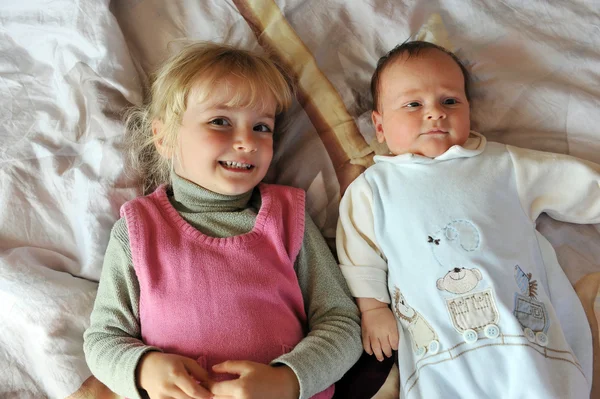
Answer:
[
  {"left": 219, "top": 161, "right": 254, "bottom": 170},
  {"left": 422, "top": 128, "right": 448, "bottom": 135}
]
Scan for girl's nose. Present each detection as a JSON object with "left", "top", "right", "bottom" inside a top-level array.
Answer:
[{"left": 233, "top": 130, "right": 257, "bottom": 152}]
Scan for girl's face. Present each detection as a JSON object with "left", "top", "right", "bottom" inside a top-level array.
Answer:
[
  {"left": 160, "top": 78, "right": 277, "bottom": 196},
  {"left": 372, "top": 49, "right": 471, "bottom": 158}
]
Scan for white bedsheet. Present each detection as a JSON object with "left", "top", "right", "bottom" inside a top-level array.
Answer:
[
  {"left": 1, "top": 1, "right": 599, "bottom": 397},
  {"left": 1, "top": 1, "right": 140, "bottom": 397}
]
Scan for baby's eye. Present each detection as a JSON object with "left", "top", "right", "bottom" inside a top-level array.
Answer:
[
  {"left": 254, "top": 123, "right": 273, "bottom": 133},
  {"left": 209, "top": 118, "right": 231, "bottom": 126},
  {"left": 442, "top": 98, "right": 459, "bottom": 105},
  {"left": 405, "top": 102, "right": 421, "bottom": 108}
]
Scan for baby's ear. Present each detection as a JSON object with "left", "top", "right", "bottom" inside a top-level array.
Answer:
[
  {"left": 152, "top": 119, "right": 172, "bottom": 159},
  {"left": 372, "top": 110, "right": 385, "bottom": 143}
]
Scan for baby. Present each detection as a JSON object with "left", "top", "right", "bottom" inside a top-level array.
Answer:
[{"left": 337, "top": 40, "right": 600, "bottom": 398}]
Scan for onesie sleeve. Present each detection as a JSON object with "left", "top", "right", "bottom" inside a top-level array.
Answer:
[
  {"left": 508, "top": 145, "right": 599, "bottom": 385},
  {"left": 535, "top": 231, "right": 593, "bottom": 384},
  {"left": 336, "top": 174, "right": 391, "bottom": 303},
  {"left": 83, "top": 218, "right": 160, "bottom": 399},
  {"left": 507, "top": 145, "right": 600, "bottom": 224},
  {"left": 272, "top": 211, "right": 362, "bottom": 399}
]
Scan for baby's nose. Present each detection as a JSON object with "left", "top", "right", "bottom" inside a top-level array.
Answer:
[{"left": 426, "top": 105, "right": 446, "bottom": 120}]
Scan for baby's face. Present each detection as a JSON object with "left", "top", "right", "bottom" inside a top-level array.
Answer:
[{"left": 372, "top": 49, "right": 471, "bottom": 157}]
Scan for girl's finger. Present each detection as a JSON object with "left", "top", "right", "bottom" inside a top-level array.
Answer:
[
  {"left": 208, "top": 379, "right": 240, "bottom": 397},
  {"left": 175, "top": 358, "right": 214, "bottom": 398},
  {"left": 162, "top": 386, "right": 197, "bottom": 399},
  {"left": 175, "top": 375, "right": 213, "bottom": 399},
  {"left": 183, "top": 358, "right": 212, "bottom": 384},
  {"left": 212, "top": 360, "right": 250, "bottom": 376}
]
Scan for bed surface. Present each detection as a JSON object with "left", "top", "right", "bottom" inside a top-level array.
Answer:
[{"left": 2, "top": 1, "right": 600, "bottom": 397}]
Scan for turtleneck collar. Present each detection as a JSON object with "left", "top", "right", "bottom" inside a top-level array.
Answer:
[
  {"left": 169, "top": 172, "right": 254, "bottom": 213},
  {"left": 373, "top": 131, "right": 487, "bottom": 166}
]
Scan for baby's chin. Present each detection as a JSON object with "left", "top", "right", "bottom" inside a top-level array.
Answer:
[
  {"left": 411, "top": 144, "right": 455, "bottom": 158},
  {"left": 420, "top": 137, "right": 470, "bottom": 158},
  {"left": 388, "top": 135, "right": 469, "bottom": 158}
]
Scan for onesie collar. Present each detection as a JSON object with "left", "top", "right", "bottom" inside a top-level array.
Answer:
[{"left": 373, "top": 131, "right": 487, "bottom": 165}]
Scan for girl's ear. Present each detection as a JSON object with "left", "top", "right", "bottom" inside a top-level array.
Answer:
[
  {"left": 372, "top": 110, "right": 385, "bottom": 143},
  {"left": 152, "top": 119, "right": 172, "bottom": 159}
]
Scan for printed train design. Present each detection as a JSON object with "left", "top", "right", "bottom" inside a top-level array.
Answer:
[{"left": 513, "top": 264, "right": 550, "bottom": 346}]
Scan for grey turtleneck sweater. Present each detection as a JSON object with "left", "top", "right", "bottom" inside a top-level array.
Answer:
[{"left": 83, "top": 174, "right": 362, "bottom": 399}]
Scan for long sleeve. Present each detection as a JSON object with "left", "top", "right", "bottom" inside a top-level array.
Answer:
[
  {"left": 336, "top": 174, "right": 390, "bottom": 303},
  {"left": 507, "top": 145, "right": 600, "bottom": 224},
  {"left": 83, "top": 219, "right": 159, "bottom": 399},
  {"left": 508, "top": 145, "right": 600, "bottom": 384},
  {"left": 273, "top": 210, "right": 362, "bottom": 399},
  {"left": 536, "top": 231, "right": 594, "bottom": 383}
]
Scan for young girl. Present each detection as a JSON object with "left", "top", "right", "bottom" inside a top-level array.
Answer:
[{"left": 84, "top": 42, "right": 362, "bottom": 399}]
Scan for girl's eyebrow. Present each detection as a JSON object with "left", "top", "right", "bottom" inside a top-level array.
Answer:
[
  {"left": 201, "top": 105, "right": 275, "bottom": 120},
  {"left": 257, "top": 110, "right": 276, "bottom": 119}
]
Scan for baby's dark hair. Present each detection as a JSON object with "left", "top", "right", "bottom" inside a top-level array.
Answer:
[{"left": 371, "top": 40, "right": 471, "bottom": 111}]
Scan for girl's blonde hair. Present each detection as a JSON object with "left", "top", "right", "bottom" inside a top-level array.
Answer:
[{"left": 126, "top": 42, "right": 294, "bottom": 193}]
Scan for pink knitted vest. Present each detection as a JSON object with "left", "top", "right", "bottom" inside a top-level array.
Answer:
[{"left": 121, "top": 183, "right": 334, "bottom": 398}]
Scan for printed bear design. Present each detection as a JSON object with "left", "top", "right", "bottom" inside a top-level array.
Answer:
[
  {"left": 437, "top": 268, "right": 500, "bottom": 343},
  {"left": 436, "top": 267, "right": 482, "bottom": 294},
  {"left": 393, "top": 287, "right": 440, "bottom": 357},
  {"left": 429, "top": 220, "right": 501, "bottom": 344},
  {"left": 513, "top": 265, "right": 550, "bottom": 346}
]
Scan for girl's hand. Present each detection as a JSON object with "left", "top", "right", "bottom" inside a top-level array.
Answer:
[
  {"left": 209, "top": 361, "right": 299, "bottom": 399},
  {"left": 137, "top": 352, "right": 214, "bottom": 399},
  {"left": 360, "top": 307, "right": 399, "bottom": 361}
]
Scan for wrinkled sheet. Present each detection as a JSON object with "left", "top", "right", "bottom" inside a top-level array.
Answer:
[
  {"left": 1, "top": 0, "right": 599, "bottom": 397},
  {"left": 1, "top": 1, "right": 140, "bottom": 397}
]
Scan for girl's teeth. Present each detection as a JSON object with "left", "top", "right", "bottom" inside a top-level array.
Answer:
[{"left": 223, "top": 161, "right": 252, "bottom": 169}]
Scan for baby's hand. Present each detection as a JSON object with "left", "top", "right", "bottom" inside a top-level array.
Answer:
[
  {"left": 209, "top": 361, "right": 299, "bottom": 399},
  {"left": 137, "top": 352, "right": 214, "bottom": 399},
  {"left": 361, "top": 307, "right": 399, "bottom": 361}
]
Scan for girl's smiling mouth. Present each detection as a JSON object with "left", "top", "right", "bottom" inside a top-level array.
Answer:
[{"left": 218, "top": 160, "right": 255, "bottom": 171}]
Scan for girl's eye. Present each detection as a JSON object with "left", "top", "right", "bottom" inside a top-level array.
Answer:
[
  {"left": 443, "top": 98, "right": 459, "bottom": 105},
  {"left": 209, "top": 118, "right": 231, "bottom": 126},
  {"left": 405, "top": 102, "right": 421, "bottom": 108},
  {"left": 254, "top": 124, "right": 273, "bottom": 133}
]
